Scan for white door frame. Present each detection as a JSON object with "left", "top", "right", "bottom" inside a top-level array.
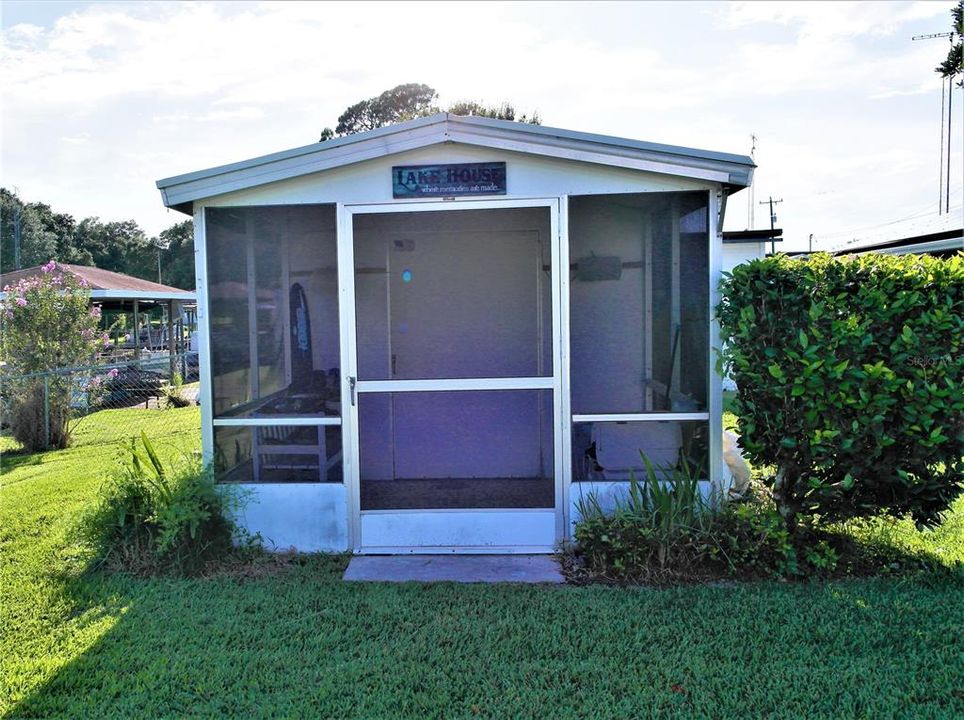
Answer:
[{"left": 337, "top": 197, "right": 564, "bottom": 553}]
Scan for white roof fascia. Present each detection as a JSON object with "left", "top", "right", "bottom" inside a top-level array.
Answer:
[
  {"left": 443, "top": 130, "right": 729, "bottom": 184},
  {"left": 157, "top": 114, "right": 448, "bottom": 187},
  {"left": 158, "top": 122, "right": 450, "bottom": 208},
  {"left": 89, "top": 290, "right": 196, "bottom": 301},
  {"left": 853, "top": 237, "right": 963, "bottom": 255},
  {"left": 449, "top": 113, "right": 753, "bottom": 166},
  {"left": 0, "top": 289, "right": 194, "bottom": 302},
  {"left": 446, "top": 119, "right": 748, "bottom": 184},
  {"left": 157, "top": 113, "right": 754, "bottom": 210}
]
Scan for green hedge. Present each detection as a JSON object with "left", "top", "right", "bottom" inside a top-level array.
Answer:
[{"left": 718, "top": 252, "right": 963, "bottom": 529}]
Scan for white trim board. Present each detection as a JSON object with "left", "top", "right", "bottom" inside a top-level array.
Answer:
[{"left": 157, "top": 114, "right": 753, "bottom": 211}]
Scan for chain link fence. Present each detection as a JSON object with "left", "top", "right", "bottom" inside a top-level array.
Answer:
[{"left": 1, "top": 352, "right": 201, "bottom": 457}]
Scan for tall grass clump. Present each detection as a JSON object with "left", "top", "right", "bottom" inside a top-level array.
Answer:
[
  {"left": 574, "top": 455, "right": 712, "bottom": 580},
  {"left": 80, "top": 432, "right": 251, "bottom": 576}
]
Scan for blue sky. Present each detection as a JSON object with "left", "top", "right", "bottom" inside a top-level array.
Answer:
[{"left": 1, "top": 1, "right": 961, "bottom": 250}]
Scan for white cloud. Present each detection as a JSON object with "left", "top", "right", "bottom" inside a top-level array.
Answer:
[
  {"left": 723, "top": 1, "right": 950, "bottom": 38},
  {"left": 0, "top": 0, "right": 959, "bottom": 247}
]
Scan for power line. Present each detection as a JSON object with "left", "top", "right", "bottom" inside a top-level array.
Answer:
[{"left": 812, "top": 188, "right": 964, "bottom": 241}]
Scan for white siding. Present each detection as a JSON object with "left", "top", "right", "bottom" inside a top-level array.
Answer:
[
  {"left": 722, "top": 242, "right": 765, "bottom": 273},
  {"left": 201, "top": 144, "right": 709, "bottom": 210}
]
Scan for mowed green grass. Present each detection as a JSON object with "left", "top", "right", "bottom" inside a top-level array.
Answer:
[{"left": 2, "top": 410, "right": 964, "bottom": 719}]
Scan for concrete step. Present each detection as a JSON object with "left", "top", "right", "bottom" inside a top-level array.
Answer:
[{"left": 343, "top": 554, "right": 564, "bottom": 584}]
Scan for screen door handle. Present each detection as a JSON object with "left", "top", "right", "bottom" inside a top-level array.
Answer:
[{"left": 348, "top": 376, "right": 356, "bottom": 406}]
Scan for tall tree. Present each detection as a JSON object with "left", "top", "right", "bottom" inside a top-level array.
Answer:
[
  {"left": 936, "top": 1, "right": 963, "bottom": 88},
  {"left": 29, "top": 202, "right": 88, "bottom": 265},
  {"left": 72, "top": 217, "right": 152, "bottom": 278},
  {"left": 321, "top": 83, "right": 438, "bottom": 139},
  {"left": 320, "top": 83, "right": 541, "bottom": 140},
  {"left": 0, "top": 189, "right": 57, "bottom": 273},
  {"left": 0, "top": 187, "right": 193, "bottom": 286},
  {"left": 156, "top": 220, "right": 195, "bottom": 290}
]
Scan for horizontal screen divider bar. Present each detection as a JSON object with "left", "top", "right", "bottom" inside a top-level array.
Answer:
[
  {"left": 572, "top": 412, "right": 710, "bottom": 423},
  {"left": 357, "top": 377, "right": 555, "bottom": 393},
  {"left": 213, "top": 417, "right": 342, "bottom": 427}
]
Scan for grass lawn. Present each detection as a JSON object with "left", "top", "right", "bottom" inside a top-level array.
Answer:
[{"left": 2, "top": 409, "right": 963, "bottom": 718}]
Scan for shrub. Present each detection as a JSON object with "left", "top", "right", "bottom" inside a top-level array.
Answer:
[
  {"left": 161, "top": 372, "right": 192, "bottom": 408},
  {"left": 0, "top": 261, "right": 111, "bottom": 450},
  {"left": 5, "top": 378, "right": 72, "bottom": 449},
  {"left": 80, "top": 432, "right": 249, "bottom": 576},
  {"left": 573, "top": 455, "right": 711, "bottom": 579},
  {"left": 718, "top": 252, "right": 963, "bottom": 531},
  {"left": 710, "top": 498, "right": 838, "bottom": 578}
]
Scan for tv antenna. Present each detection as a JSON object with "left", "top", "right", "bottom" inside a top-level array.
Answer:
[{"left": 913, "top": 31, "right": 956, "bottom": 214}]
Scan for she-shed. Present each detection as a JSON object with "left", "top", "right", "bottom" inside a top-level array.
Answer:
[{"left": 156, "top": 114, "right": 754, "bottom": 553}]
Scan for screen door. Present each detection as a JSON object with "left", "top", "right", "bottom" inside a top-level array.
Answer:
[{"left": 342, "top": 200, "right": 562, "bottom": 552}]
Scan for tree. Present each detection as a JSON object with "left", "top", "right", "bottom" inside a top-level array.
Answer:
[
  {"left": 0, "top": 188, "right": 192, "bottom": 287},
  {"left": 156, "top": 220, "right": 195, "bottom": 290},
  {"left": 936, "top": 1, "right": 963, "bottom": 88},
  {"left": 72, "top": 217, "right": 152, "bottom": 278},
  {"left": 320, "top": 83, "right": 541, "bottom": 140},
  {"left": 447, "top": 100, "right": 540, "bottom": 125},
  {"left": 1, "top": 189, "right": 58, "bottom": 273},
  {"left": 30, "top": 202, "right": 89, "bottom": 265},
  {"left": 323, "top": 83, "right": 438, "bottom": 139}
]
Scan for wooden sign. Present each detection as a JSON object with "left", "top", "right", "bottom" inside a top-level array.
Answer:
[{"left": 392, "top": 162, "right": 507, "bottom": 198}]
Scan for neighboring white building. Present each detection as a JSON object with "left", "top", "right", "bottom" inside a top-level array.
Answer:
[
  {"left": 156, "top": 113, "right": 754, "bottom": 553},
  {"left": 722, "top": 234, "right": 771, "bottom": 273},
  {"left": 718, "top": 229, "right": 777, "bottom": 391}
]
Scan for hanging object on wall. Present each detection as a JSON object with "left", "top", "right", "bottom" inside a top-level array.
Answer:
[
  {"left": 289, "top": 283, "right": 313, "bottom": 387},
  {"left": 576, "top": 255, "right": 622, "bottom": 282}
]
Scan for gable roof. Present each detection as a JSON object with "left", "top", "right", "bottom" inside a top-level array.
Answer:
[
  {"left": 156, "top": 113, "right": 755, "bottom": 214},
  {"left": 0, "top": 263, "right": 195, "bottom": 301}
]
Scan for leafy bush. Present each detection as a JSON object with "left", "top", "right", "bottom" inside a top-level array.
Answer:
[
  {"left": 0, "top": 261, "right": 112, "bottom": 450},
  {"left": 718, "top": 252, "right": 963, "bottom": 530},
  {"left": 80, "top": 432, "right": 249, "bottom": 576},
  {"left": 574, "top": 456, "right": 711, "bottom": 579},
  {"left": 709, "top": 498, "right": 840, "bottom": 578}
]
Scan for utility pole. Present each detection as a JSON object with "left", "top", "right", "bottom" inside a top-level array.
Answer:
[
  {"left": 913, "top": 31, "right": 955, "bottom": 214},
  {"left": 12, "top": 203, "right": 21, "bottom": 270},
  {"left": 747, "top": 133, "right": 757, "bottom": 229},
  {"left": 939, "top": 76, "right": 946, "bottom": 213},
  {"left": 759, "top": 196, "right": 783, "bottom": 255},
  {"left": 947, "top": 72, "right": 954, "bottom": 214}
]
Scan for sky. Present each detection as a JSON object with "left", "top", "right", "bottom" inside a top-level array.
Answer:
[{"left": 1, "top": 0, "right": 962, "bottom": 252}]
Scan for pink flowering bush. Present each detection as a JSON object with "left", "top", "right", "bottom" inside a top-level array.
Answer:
[{"left": 1, "top": 262, "right": 110, "bottom": 450}]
